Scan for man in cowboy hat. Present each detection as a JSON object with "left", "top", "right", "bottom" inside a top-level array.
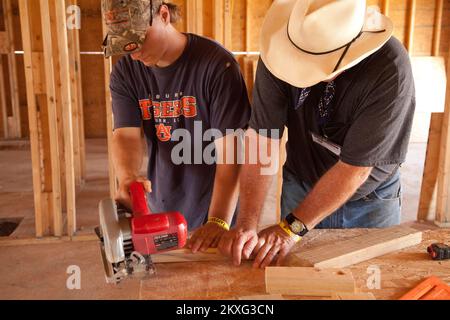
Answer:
[
  {"left": 102, "top": 0, "right": 251, "bottom": 252},
  {"left": 218, "top": 0, "right": 416, "bottom": 268}
]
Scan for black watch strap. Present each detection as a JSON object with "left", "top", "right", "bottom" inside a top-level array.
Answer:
[{"left": 285, "top": 213, "right": 309, "bottom": 237}]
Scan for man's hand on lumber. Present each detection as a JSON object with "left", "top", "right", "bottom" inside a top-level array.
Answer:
[
  {"left": 187, "top": 222, "right": 227, "bottom": 253},
  {"left": 218, "top": 227, "right": 258, "bottom": 266},
  {"left": 252, "top": 225, "right": 297, "bottom": 268}
]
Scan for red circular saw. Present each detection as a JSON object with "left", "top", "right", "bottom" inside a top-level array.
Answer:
[{"left": 96, "top": 182, "right": 188, "bottom": 284}]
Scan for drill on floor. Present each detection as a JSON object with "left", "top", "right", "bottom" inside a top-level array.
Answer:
[{"left": 427, "top": 243, "right": 450, "bottom": 261}]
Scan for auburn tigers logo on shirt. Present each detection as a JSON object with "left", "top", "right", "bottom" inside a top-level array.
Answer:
[{"left": 139, "top": 96, "right": 198, "bottom": 142}]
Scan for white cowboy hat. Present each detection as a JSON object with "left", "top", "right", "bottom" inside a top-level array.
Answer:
[{"left": 260, "top": 0, "right": 394, "bottom": 88}]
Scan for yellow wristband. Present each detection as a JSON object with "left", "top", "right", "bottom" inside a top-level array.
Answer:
[
  {"left": 207, "top": 217, "right": 230, "bottom": 231},
  {"left": 279, "top": 220, "right": 302, "bottom": 243}
]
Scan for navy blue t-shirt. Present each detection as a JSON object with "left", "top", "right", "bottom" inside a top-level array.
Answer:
[{"left": 110, "top": 34, "right": 251, "bottom": 229}]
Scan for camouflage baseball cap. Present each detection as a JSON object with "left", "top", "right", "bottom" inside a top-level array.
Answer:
[{"left": 102, "top": 0, "right": 152, "bottom": 58}]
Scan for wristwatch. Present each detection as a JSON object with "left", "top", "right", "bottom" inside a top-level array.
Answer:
[{"left": 285, "top": 213, "right": 309, "bottom": 237}]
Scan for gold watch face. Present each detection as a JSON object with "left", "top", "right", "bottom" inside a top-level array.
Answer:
[{"left": 290, "top": 220, "right": 304, "bottom": 234}]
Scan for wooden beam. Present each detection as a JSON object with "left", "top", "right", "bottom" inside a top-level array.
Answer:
[
  {"left": 55, "top": 0, "right": 77, "bottom": 236},
  {"left": 436, "top": 49, "right": 450, "bottom": 226},
  {"left": 18, "top": 0, "right": 45, "bottom": 237},
  {"left": 0, "top": 57, "right": 8, "bottom": 138},
  {"left": 0, "top": 31, "right": 8, "bottom": 54},
  {"left": 213, "top": 0, "right": 224, "bottom": 44},
  {"left": 223, "top": 0, "right": 233, "bottom": 50},
  {"left": 238, "top": 294, "right": 284, "bottom": 300},
  {"left": 186, "top": 0, "right": 203, "bottom": 35},
  {"left": 381, "top": 0, "right": 390, "bottom": 16},
  {"left": 67, "top": 0, "right": 85, "bottom": 186},
  {"left": 152, "top": 248, "right": 228, "bottom": 263},
  {"left": 0, "top": 234, "right": 98, "bottom": 247},
  {"left": 246, "top": 0, "right": 272, "bottom": 52},
  {"left": 39, "top": 0, "right": 63, "bottom": 237},
  {"left": 418, "top": 113, "right": 443, "bottom": 221},
  {"left": 102, "top": 14, "right": 118, "bottom": 198},
  {"left": 432, "top": 0, "right": 444, "bottom": 57},
  {"left": 331, "top": 292, "right": 376, "bottom": 300},
  {"left": 265, "top": 267, "right": 356, "bottom": 297},
  {"left": 287, "top": 226, "right": 423, "bottom": 269},
  {"left": 405, "top": 0, "right": 416, "bottom": 54},
  {"left": 3, "top": 0, "right": 21, "bottom": 138}
]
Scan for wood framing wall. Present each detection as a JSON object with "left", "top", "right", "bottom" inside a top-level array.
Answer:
[
  {"left": 1, "top": 0, "right": 449, "bottom": 139},
  {"left": 1, "top": 0, "right": 450, "bottom": 235},
  {"left": 16, "top": 0, "right": 85, "bottom": 237}
]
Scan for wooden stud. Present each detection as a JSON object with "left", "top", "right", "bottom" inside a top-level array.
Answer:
[
  {"left": 432, "top": 0, "right": 444, "bottom": 57},
  {"left": 55, "top": 0, "right": 77, "bottom": 236},
  {"left": 18, "top": 0, "right": 45, "bottom": 237},
  {"left": 381, "top": 0, "right": 390, "bottom": 16},
  {"left": 39, "top": 0, "right": 64, "bottom": 237},
  {"left": 288, "top": 226, "right": 423, "bottom": 269},
  {"left": 418, "top": 113, "right": 443, "bottom": 221},
  {"left": 0, "top": 57, "right": 7, "bottom": 138},
  {"left": 245, "top": 0, "right": 272, "bottom": 52},
  {"left": 3, "top": 0, "right": 21, "bottom": 138},
  {"left": 265, "top": 267, "right": 356, "bottom": 297},
  {"left": 223, "top": 0, "right": 233, "bottom": 50},
  {"left": 102, "top": 12, "right": 118, "bottom": 198},
  {"left": 213, "top": 0, "right": 224, "bottom": 44},
  {"left": 0, "top": 32, "right": 8, "bottom": 54},
  {"left": 186, "top": 0, "right": 203, "bottom": 35},
  {"left": 405, "top": 0, "right": 416, "bottom": 54},
  {"left": 67, "top": 0, "right": 86, "bottom": 186},
  {"left": 436, "top": 50, "right": 450, "bottom": 226}
]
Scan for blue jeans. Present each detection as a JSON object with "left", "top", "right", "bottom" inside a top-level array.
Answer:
[{"left": 280, "top": 168, "right": 402, "bottom": 229}]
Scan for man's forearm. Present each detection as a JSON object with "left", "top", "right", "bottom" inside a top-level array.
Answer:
[
  {"left": 237, "top": 129, "right": 279, "bottom": 230},
  {"left": 112, "top": 129, "right": 144, "bottom": 185},
  {"left": 238, "top": 162, "right": 274, "bottom": 230},
  {"left": 208, "top": 163, "right": 241, "bottom": 224},
  {"left": 293, "top": 161, "right": 372, "bottom": 229}
]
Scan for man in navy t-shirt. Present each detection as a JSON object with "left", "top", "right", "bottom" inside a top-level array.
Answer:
[{"left": 102, "top": 0, "right": 251, "bottom": 252}]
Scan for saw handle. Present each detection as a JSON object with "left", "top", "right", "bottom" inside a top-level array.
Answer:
[{"left": 129, "top": 181, "right": 152, "bottom": 217}]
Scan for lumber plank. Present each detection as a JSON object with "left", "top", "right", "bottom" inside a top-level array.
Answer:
[
  {"left": 418, "top": 113, "right": 443, "bottom": 221},
  {"left": 223, "top": 0, "right": 233, "bottom": 50},
  {"left": 152, "top": 248, "right": 228, "bottom": 263},
  {"left": 265, "top": 267, "right": 356, "bottom": 297},
  {"left": 0, "top": 31, "right": 8, "bottom": 54},
  {"left": 3, "top": 0, "right": 21, "bottom": 138},
  {"left": 101, "top": 13, "right": 118, "bottom": 198},
  {"left": 213, "top": 0, "right": 224, "bottom": 44},
  {"left": 436, "top": 48, "right": 450, "bottom": 225},
  {"left": 55, "top": 0, "right": 77, "bottom": 236},
  {"left": 238, "top": 294, "right": 284, "bottom": 300},
  {"left": 40, "top": 0, "right": 63, "bottom": 237},
  {"left": 186, "top": 0, "right": 203, "bottom": 35},
  {"left": 288, "top": 226, "right": 423, "bottom": 269},
  {"left": 432, "top": 0, "right": 444, "bottom": 56},
  {"left": 18, "top": 0, "right": 45, "bottom": 237},
  {"left": 331, "top": 292, "right": 376, "bottom": 300},
  {"left": 381, "top": 0, "right": 390, "bottom": 16},
  {"left": 0, "top": 234, "right": 98, "bottom": 247},
  {"left": 0, "top": 56, "right": 8, "bottom": 138},
  {"left": 68, "top": 0, "right": 86, "bottom": 185},
  {"left": 405, "top": 0, "right": 416, "bottom": 54}
]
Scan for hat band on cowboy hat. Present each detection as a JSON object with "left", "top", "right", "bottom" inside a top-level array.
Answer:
[{"left": 260, "top": 0, "right": 394, "bottom": 88}]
